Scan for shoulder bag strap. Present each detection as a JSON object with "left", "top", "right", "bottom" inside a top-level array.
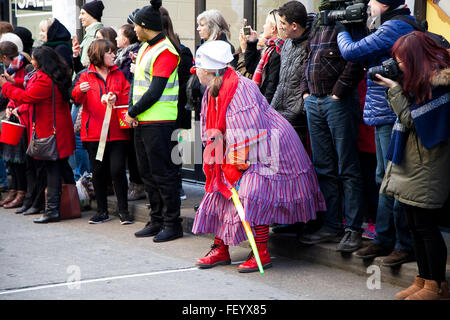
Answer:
[
  {"left": 32, "top": 81, "right": 56, "bottom": 134},
  {"left": 51, "top": 82, "right": 56, "bottom": 134}
]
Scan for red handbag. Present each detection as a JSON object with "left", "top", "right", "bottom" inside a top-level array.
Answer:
[{"left": 60, "top": 184, "right": 81, "bottom": 220}]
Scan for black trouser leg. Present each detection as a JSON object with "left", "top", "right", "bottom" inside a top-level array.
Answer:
[
  {"left": 84, "top": 141, "right": 109, "bottom": 214},
  {"left": 107, "top": 141, "right": 128, "bottom": 214},
  {"left": 32, "top": 158, "right": 47, "bottom": 209},
  {"left": 404, "top": 205, "right": 447, "bottom": 284},
  {"left": 9, "top": 162, "right": 26, "bottom": 191},
  {"left": 134, "top": 124, "right": 181, "bottom": 227},
  {"left": 24, "top": 156, "right": 37, "bottom": 208},
  {"left": 127, "top": 129, "right": 143, "bottom": 185},
  {"left": 84, "top": 141, "right": 128, "bottom": 214}
]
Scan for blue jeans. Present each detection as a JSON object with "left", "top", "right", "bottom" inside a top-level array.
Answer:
[
  {"left": 0, "top": 158, "right": 8, "bottom": 187},
  {"left": 69, "top": 104, "right": 91, "bottom": 180},
  {"left": 305, "top": 93, "right": 364, "bottom": 232},
  {"left": 373, "top": 124, "right": 413, "bottom": 252}
]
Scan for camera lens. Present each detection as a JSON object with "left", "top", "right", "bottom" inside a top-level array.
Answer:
[{"left": 367, "top": 65, "right": 384, "bottom": 81}]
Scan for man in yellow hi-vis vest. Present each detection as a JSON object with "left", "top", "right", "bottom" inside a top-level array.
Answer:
[{"left": 125, "top": 1, "right": 183, "bottom": 242}]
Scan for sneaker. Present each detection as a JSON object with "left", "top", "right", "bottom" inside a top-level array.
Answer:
[
  {"left": 298, "top": 227, "right": 342, "bottom": 245},
  {"left": 379, "top": 249, "right": 415, "bottom": 267},
  {"left": 336, "top": 229, "right": 363, "bottom": 253},
  {"left": 119, "top": 212, "right": 135, "bottom": 225},
  {"left": 88, "top": 212, "right": 111, "bottom": 224},
  {"left": 179, "top": 188, "right": 187, "bottom": 201},
  {"left": 362, "top": 222, "right": 376, "bottom": 240},
  {"left": 353, "top": 243, "right": 392, "bottom": 259}
]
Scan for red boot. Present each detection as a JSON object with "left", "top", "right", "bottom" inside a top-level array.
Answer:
[
  {"left": 196, "top": 238, "right": 231, "bottom": 269},
  {"left": 238, "top": 242, "right": 272, "bottom": 273}
]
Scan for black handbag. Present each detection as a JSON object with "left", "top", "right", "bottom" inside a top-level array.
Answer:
[{"left": 26, "top": 83, "right": 59, "bottom": 161}]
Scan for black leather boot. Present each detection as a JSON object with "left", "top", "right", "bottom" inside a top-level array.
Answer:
[
  {"left": 153, "top": 224, "right": 183, "bottom": 242},
  {"left": 15, "top": 190, "right": 33, "bottom": 214},
  {"left": 34, "top": 188, "right": 61, "bottom": 224},
  {"left": 23, "top": 206, "right": 44, "bottom": 215},
  {"left": 15, "top": 203, "right": 32, "bottom": 214}
]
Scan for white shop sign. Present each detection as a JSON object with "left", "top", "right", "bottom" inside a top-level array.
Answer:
[{"left": 15, "top": 0, "right": 53, "bottom": 18}]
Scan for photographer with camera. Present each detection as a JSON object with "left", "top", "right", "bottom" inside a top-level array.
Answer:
[
  {"left": 336, "top": 0, "right": 416, "bottom": 267},
  {"left": 375, "top": 31, "right": 450, "bottom": 300},
  {"left": 298, "top": 0, "right": 366, "bottom": 252}
]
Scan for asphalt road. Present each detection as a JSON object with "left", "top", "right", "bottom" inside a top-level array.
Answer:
[{"left": 0, "top": 205, "right": 403, "bottom": 302}]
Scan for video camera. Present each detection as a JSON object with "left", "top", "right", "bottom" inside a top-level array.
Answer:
[
  {"left": 367, "top": 58, "right": 400, "bottom": 81},
  {"left": 320, "top": 0, "right": 368, "bottom": 25}
]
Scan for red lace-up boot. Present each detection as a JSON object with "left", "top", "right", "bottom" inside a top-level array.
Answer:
[
  {"left": 238, "top": 242, "right": 272, "bottom": 273},
  {"left": 196, "top": 237, "right": 231, "bottom": 269}
]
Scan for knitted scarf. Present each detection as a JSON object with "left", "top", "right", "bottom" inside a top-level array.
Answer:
[
  {"left": 203, "top": 67, "right": 241, "bottom": 199},
  {"left": 386, "top": 85, "right": 450, "bottom": 164},
  {"left": 114, "top": 42, "right": 140, "bottom": 68},
  {"left": 252, "top": 37, "right": 284, "bottom": 87},
  {"left": 6, "top": 54, "right": 26, "bottom": 76}
]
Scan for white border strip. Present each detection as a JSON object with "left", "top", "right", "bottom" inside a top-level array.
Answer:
[
  {"left": 0, "top": 267, "right": 199, "bottom": 296},
  {"left": 15, "top": 12, "right": 52, "bottom": 18}
]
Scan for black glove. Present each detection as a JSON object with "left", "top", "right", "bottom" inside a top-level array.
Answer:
[{"left": 335, "top": 21, "right": 347, "bottom": 34}]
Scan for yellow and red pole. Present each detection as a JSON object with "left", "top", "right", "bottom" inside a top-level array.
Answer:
[{"left": 230, "top": 188, "right": 264, "bottom": 274}]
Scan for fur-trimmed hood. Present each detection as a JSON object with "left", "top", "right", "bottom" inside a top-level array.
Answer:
[{"left": 431, "top": 68, "right": 450, "bottom": 87}]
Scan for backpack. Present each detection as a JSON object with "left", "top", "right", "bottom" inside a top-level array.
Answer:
[{"left": 392, "top": 15, "right": 450, "bottom": 49}]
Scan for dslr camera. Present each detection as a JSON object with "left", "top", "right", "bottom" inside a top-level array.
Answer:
[
  {"left": 320, "top": 0, "right": 368, "bottom": 25},
  {"left": 367, "top": 58, "right": 400, "bottom": 81}
]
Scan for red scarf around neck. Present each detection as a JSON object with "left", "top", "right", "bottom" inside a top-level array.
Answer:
[
  {"left": 252, "top": 37, "right": 284, "bottom": 87},
  {"left": 203, "top": 67, "right": 241, "bottom": 199}
]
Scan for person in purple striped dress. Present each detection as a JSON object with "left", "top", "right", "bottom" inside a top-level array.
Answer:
[{"left": 192, "top": 40, "right": 326, "bottom": 273}]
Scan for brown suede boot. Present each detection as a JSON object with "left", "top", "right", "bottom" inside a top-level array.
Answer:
[
  {"left": 405, "top": 280, "right": 450, "bottom": 300},
  {"left": 4, "top": 190, "right": 26, "bottom": 209},
  {"left": 394, "top": 276, "right": 425, "bottom": 300},
  {"left": 0, "top": 190, "right": 17, "bottom": 207}
]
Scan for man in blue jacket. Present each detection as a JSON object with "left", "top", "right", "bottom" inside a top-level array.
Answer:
[
  {"left": 336, "top": 0, "right": 416, "bottom": 266},
  {"left": 298, "top": 0, "right": 366, "bottom": 253}
]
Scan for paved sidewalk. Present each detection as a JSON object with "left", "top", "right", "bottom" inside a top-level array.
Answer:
[
  {"left": 13, "top": 181, "right": 447, "bottom": 290},
  {"left": 0, "top": 206, "right": 403, "bottom": 300},
  {"left": 112, "top": 181, "right": 450, "bottom": 289}
]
